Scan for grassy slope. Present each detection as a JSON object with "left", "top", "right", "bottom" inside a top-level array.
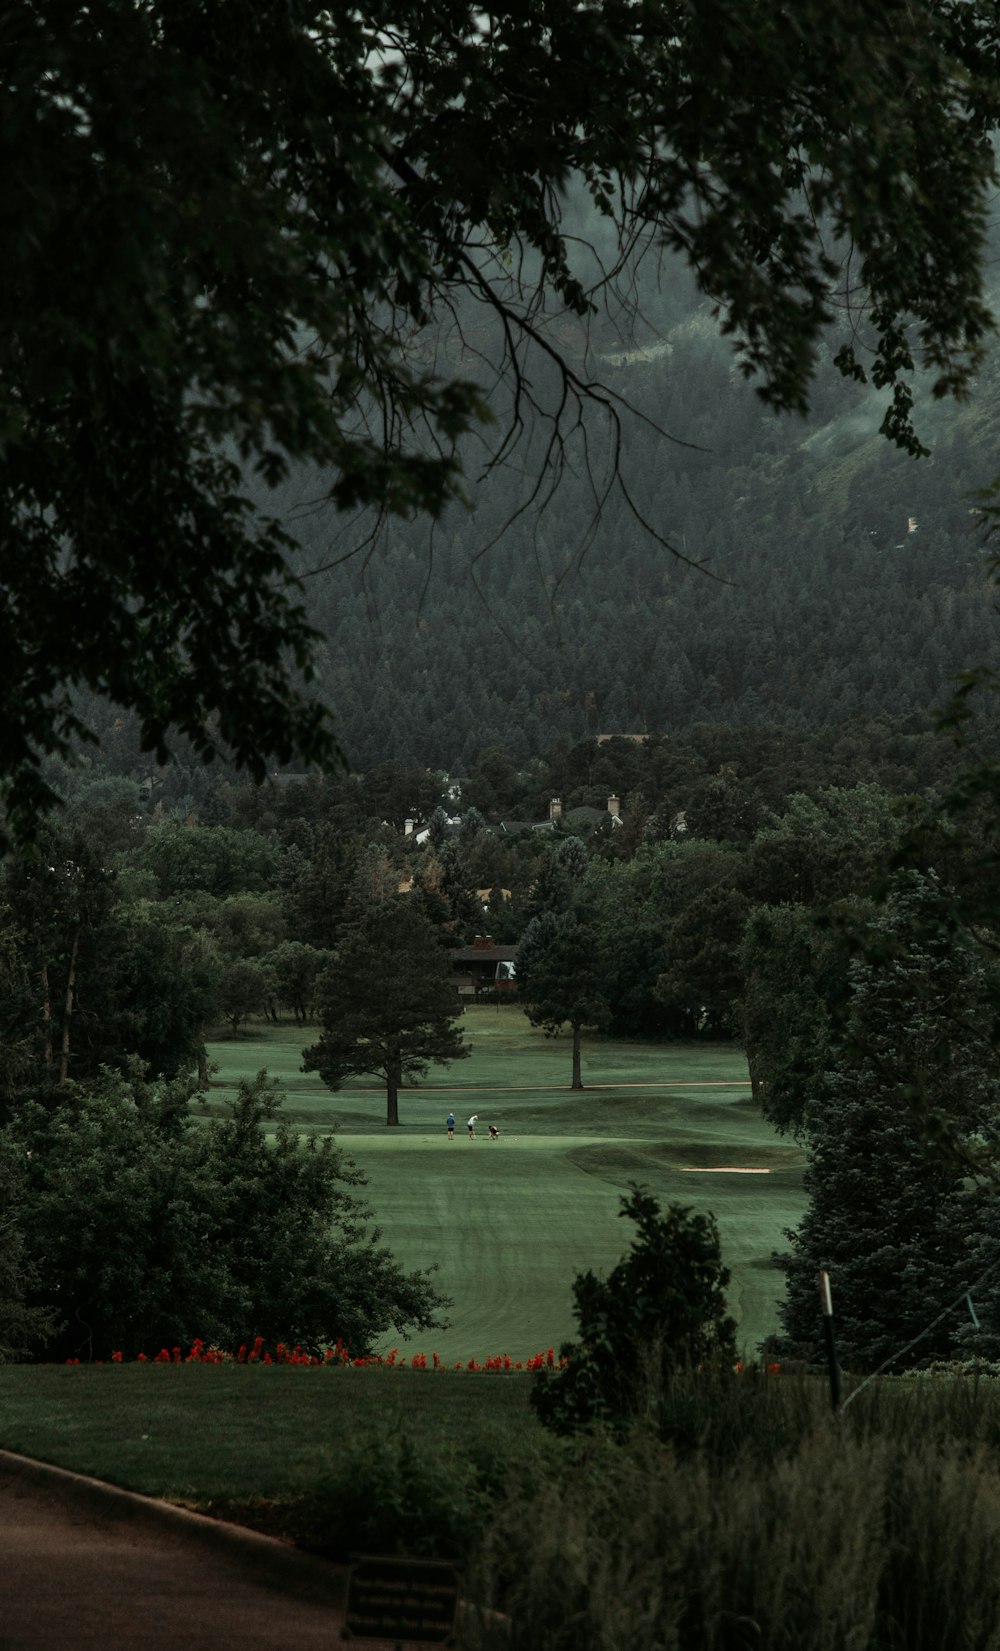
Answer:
[
  {"left": 0, "top": 1365, "right": 539, "bottom": 1506},
  {"left": 206, "top": 1008, "right": 806, "bottom": 1361}
]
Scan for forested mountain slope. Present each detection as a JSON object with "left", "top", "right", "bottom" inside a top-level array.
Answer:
[{"left": 254, "top": 298, "right": 1000, "bottom": 774}]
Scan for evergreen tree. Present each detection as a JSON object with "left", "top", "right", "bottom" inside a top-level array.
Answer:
[
  {"left": 776, "top": 876, "right": 1000, "bottom": 1371},
  {"left": 555, "top": 835, "right": 589, "bottom": 882},
  {"left": 426, "top": 807, "right": 450, "bottom": 851},
  {"left": 515, "top": 909, "right": 609, "bottom": 1090},
  {"left": 741, "top": 903, "right": 856, "bottom": 1134},
  {"left": 655, "top": 884, "right": 752, "bottom": 1039},
  {"left": 303, "top": 901, "right": 468, "bottom": 1125}
]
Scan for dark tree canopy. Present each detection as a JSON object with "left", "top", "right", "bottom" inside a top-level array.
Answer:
[
  {"left": 4, "top": 1, "right": 998, "bottom": 845},
  {"left": 303, "top": 899, "right": 468, "bottom": 1125},
  {"left": 515, "top": 908, "right": 609, "bottom": 1088}
]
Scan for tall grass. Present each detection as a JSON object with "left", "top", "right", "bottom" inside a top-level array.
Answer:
[{"left": 464, "top": 1371, "right": 1000, "bottom": 1651}]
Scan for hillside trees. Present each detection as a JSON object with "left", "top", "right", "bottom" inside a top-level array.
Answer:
[
  {"left": 303, "top": 899, "right": 469, "bottom": 1125},
  {"left": 5, "top": 1, "right": 998, "bottom": 845}
]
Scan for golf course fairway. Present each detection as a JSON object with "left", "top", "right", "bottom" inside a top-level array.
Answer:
[{"left": 207, "top": 1007, "right": 807, "bottom": 1362}]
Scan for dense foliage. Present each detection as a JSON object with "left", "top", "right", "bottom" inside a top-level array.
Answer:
[
  {"left": 532, "top": 1187, "right": 736, "bottom": 1434},
  {"left": 4, "top": 1, "right": 999, "bottom": 844},
  {"left": 278, "top": 349, "right": 1000, "bottom": 775},
  {"left": 775, "top": 878, "right": 1000, "bottom": 1371},
  {"left": 515, "top": 905, "right": 608, "bottom": 1088},
  {"left": 0, "top": 1066, "right": 445, "bottom": 1362},
  {"left": 303, "top": 898, "right": 469, "bottom": 1125}
]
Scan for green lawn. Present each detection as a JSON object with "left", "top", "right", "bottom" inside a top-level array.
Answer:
[
  {"left": 0, "top": 1012, "right": 805, "bottom": 1536},
  {"left": 206, "top": 1008, "right": 806, "bottom": 1361},
  {"left": 0, "top": 1364, "right": 540, "bottom": 1508}
]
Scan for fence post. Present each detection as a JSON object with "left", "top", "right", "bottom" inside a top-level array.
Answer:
[{"left": 819, "top": 1269, "right": 841, "bottom": 1413}]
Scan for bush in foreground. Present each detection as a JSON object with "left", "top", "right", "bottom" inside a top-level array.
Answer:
[
  {"left": 467, "top": 1370, "right": 1000, "bottom": 1651},
  {"left": 532, "top": 1187, "right": 736, "bottom": 1436},
  {"left": 0, "top": 1065, "right": 445, "bottom": 1361}
]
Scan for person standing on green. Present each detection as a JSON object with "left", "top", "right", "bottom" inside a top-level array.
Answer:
[
  {"left": 467, "top": 1114, "right": 478, "bottom": 1139},
  {"left": 446, "top": 1113, "right": 455, "bottom": 1139}
]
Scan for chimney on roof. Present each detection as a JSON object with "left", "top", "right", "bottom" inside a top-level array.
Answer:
[
  {"left": 549, "top": 797, "right": 562, "bottom": 820},
  {"left": 404, "top": 818, "right": 414, "bottom": 836},
  {"left": 472, "top": 935, "right": 495, "bottom": 949},
  {"left": 607, "top": 794, "right": 621, "bottom": 819}
]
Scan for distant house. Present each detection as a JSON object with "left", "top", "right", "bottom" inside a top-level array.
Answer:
[
  {"left": 496, "top": 797, "right": 563, "bottom": 836},
  {"left": 405, "top": 814, "right": 462, "bottom": 846},
  {"left": 566, "top": 795, "right": 623, "bottom": 830},
  {"left": 498, "top": 795, "right": 623, "bottom": 834},
  {"left": 450, "top": 935, "right": 518, "bottom": 998},
  {"left": 407, "top": 794, "right": 625, "bottom": 842}
]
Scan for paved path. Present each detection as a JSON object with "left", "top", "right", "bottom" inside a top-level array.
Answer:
[{"left": 0, "top": 1449, "right": 402, "bottom": 1650}]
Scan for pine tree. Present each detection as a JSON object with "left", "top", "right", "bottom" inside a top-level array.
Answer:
[
  {"left": 515, "top": 909, "right": 609, "bottom": 1090},
  {"left": 776, "top": 875, "right": 1000, "bottom": 1371},
  {"left": 303, "top": 900, "right": 468, "bottom": 1126}
]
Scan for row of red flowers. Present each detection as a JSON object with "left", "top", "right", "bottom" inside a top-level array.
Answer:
[
  {"left": 65, "top": 1337, "right": 567, "bottom": 1371},
  {"left": 62, "top": 1338, "right": 781, "bottom": 1375}
]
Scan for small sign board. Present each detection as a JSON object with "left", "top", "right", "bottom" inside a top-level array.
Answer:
[{"left": 343, "top": 1556, "right": 459, "bottom": 1644}]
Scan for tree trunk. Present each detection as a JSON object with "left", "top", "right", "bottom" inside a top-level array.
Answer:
[
  {"left": 59, "top": 926, "right": 81, "bottom": 1085},
  {"left": 571, "top": 1021, "right": 584, "bottom": 1090},
  {"left": 40, "top": 965, "right": 53, "bottom": 1078},
  {"left": 386, "top": 1045, "right": 402, "bottom": 1126},
  {"left": 197, "top": 1042, "right": 209, "bottom": 1087}
]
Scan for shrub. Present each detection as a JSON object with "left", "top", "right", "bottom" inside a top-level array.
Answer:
[
  {"left": 531, "top": 1186, "right": 736, "bottom": 1436},
  {"left": 1, "top": 1063, "right": 445, "bottom": 1360},
  {"left": 295, "top": 1435, "right": 475, "bottom": 1562},
  {"left": 293, "top": 1429, "right": 560, "bottom": 1565},
  {"left": 467, "top": 1393, "right": 1000, "bottom": 1651}
]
